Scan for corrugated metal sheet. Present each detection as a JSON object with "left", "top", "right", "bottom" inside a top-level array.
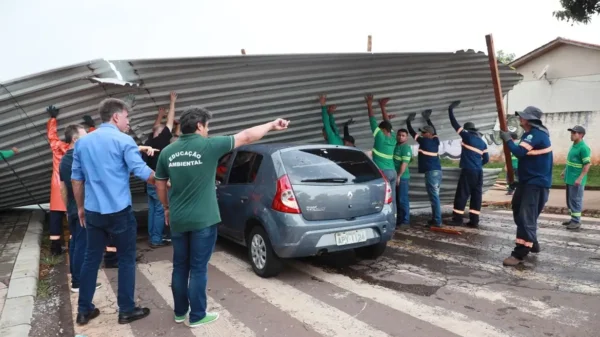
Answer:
[{"left": 0, "top": 51, "right": 521, "bottom": 209}]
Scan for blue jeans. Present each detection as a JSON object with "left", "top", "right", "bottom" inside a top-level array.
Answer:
[
  {"left": 396, "top": 179, "right": 410, "bottom": 224},
  {"left": 425, "top": 170, "right": 443, "bottom": 225},
  {"left": 68, "top": 213, "right": 87, "bottom": 286},
  {"left": 171, "top": 225, "right": 218, "bottom": 322},
  {"left": 147, "top": 184, "right": 165, "bottom": 245},
  {"left": 566, "top": 184, "right": 585, "bottom": 223},
  {"left": 78, "top": 206, "right": 138, "bottom": 314},
  {"left": 382, "top": 169, "right": 397, "bottom": 218}
]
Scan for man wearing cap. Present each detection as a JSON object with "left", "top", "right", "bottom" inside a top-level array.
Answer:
[
  {"left": 499, "top": 106, "right": 553, "bottom": 267},
  {"left": 561, "top": 125, "right": 591, "bottom": 230},
  {"left": 406, "top": 109, "right": 443, "bottom": 227},
  {"left": 447, "top": 101, "right": 489, "bottom": 228}
]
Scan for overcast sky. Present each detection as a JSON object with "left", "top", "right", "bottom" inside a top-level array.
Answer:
[{"left": 1, "top": 0, "right": 599, "bottom": 82}]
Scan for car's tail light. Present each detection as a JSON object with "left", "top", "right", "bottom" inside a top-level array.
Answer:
[
  {"left": 379, "top": 169, "right": 393, "bottom": 204},
  {"left": 272, "top": 174, "right": 301, "bottom": 213}
]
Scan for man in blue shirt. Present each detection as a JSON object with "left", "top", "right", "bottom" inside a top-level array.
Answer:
[
  {"left": 406, "top": 110, "right": 443, "bottom": 227},
  {"left": 447, "top": 101, "right": 489, "bottom": 228},
  {"left": 72, "top": 98, "right": 155, "bottom": 325},
  {"left": 499, "top": 106, "right": 552, "bottom": 267}
]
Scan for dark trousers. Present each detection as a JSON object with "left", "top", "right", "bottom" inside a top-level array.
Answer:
[
  {"left": 452, "top": 169, "right": 483, "bottom": 224},
  {"left": 104, "top": 236, "right": 118, "bottom": 267},
  {"left": 68, "top": 213, "right": 87, "bottom": 286},
  {"left": 49, "top": 211, "right": 65, "bottom": 253},
  {"left": 172, "top": 225, "right": 218, "bottom": 322},
  {"left": 78, "top": 206, "right": 137, "bottom": 314},
  {"left": 511, "top": 184, "right": 549, "bottom": 259}
]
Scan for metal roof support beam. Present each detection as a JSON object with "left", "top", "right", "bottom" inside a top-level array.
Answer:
[{"left": 485, "top": 33, "right": 515, "bottom": 184}]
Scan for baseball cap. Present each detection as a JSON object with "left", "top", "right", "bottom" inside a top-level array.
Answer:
[
  {"left": 568, "top": 125, "right": 586, "bottom": 134},
  {"left": 463, "top": 122, "right": 478, "bottom": 132},
  {"left": 419, "top": 125, "right": 435, "bottom": 134}
]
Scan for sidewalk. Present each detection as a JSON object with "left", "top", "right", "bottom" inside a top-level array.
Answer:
[
  {"left": 0, "top": 210, "right": 43, "bottom": 337},
  {"left": 483, "top": 186, "right": 600, "bottom": 214}
]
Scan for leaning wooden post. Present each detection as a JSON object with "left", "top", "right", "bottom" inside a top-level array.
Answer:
[
  {"left": 241, "top": 49, "right": 246, "bottom": 55},
  {"left": 485, "top": 34, "right": 514, "bottom": 185},
  {"left": 367, "top": 35, "right": 372, "bottom": 52}
]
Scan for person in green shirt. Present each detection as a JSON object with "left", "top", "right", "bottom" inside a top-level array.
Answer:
[
  {"left": 561, "top": 125, "right": 592, "bottom": 230},
  {"left": 318, "top": 94, "right": 355, "bottom": 146},
  {"left": 394, "top": 129, "right": 412, "bottom": 228},
  {"left": 365, "top": 94, "right": 397, "bottom": 212},
  {"left": 506, "top": 132, "right": 519, "bottom": 195},
  {"left": 0, "top": 147, "right": 19, "bottom": 161},
  {"left": 154, "top": 107, "right": 289, "bottom": 328}
]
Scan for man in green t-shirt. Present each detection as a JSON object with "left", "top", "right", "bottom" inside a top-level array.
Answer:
[
  {"left": 318, "top": 94, "right": 355, "bottom": 147},
  {"left": 561, "top": 125, "right": 592, "bottom": 230},
  {"left": 154, "top": 107, "right": 289, "bottom": 328},
  {"left": 394, "top": 129, "right": 412, "bottom": 228},
  {"left": 365, "top": 94, "right": 398, "bottom": 214}
]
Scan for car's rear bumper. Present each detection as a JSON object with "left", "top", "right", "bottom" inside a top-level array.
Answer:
[{"left": 266, "top": 206, "right": 395, "bottom": 258}]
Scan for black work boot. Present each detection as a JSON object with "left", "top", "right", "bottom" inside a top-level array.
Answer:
[
  {"left": 447, "top": 217, "right": 463, "bottom": 227},
  {"left": 530, "top": 241, "right": 541, "bottom": 253},
  {"left": 76, "top": 308, "right": 100, "bottom": 325},
  {"left": 118, "top": 307, "right": 151, "bottom": 324}
]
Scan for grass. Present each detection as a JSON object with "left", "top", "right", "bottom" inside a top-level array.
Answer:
[
  {"left": 40, "top": 254, "right": 63, "bottom": 267},
  {"left": 37, "top": 230, "right": 64, "bottom": 299},
  {"left": 37, "top": 278, "right": 51, "bottom": 299},
  {"left": 437, "top": 158, "right": 600, "bottom": 187}
]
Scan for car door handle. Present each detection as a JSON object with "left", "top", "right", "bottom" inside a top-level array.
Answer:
[{"left": 240, "top": 196, "right": 249, "bottom": 203}]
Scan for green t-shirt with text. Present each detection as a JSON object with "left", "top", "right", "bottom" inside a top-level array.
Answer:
[
  {"left": 565, "top": 140, "right": 592, "bottom": 186},
  {"left": 155, "top": 134, "right": 234, "bottom": 233},
  {"left": 393, "top": 143, "right": 412, "bottom": 179},
  {"left": 369, "top": 116, "right": 396, "bottom": 170}
]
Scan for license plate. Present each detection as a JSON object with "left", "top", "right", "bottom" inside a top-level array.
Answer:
[{"left": 335, "top": 229, "right": 367, "bottom": 246}]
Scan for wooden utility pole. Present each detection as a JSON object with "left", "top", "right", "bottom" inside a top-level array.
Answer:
[
  {"left": 367, "top": 35, "right": 372, "bottom": 52},
  {"left": 241, "top": 49, "right": 246, "bottom": 55},
  {"left": 485, "top": 34, "right": 514, "bottom": 184}
]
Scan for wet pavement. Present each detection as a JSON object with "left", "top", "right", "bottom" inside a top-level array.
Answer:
[{"left": 33, "top": 209, "right": 600, "bottom": 337}]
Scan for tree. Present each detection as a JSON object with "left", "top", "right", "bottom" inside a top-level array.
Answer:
[
  {"left": 497, "top": 50, "right": 516, "bottom": 65},
  {"left": 554, "top": 0, "right": 600, "bottom": 24}
]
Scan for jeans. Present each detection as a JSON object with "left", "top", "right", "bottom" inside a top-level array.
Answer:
[
  {"left": 147, "top": 184, "right": 165, "bottom": 245},
  {"left": 425, "top": 170, "right": 443, "bottom": 225},
  {"left": 566, "top": 184, "right": 585, "bottom": 223},
  {"left": 78, "top": 206, "right": 138, "bottom": 314},
  {"left": 511, "top": 184, "right": 549, "bottom": 259},
  {"left": 396, "top": 179, "right": 410, "bottom": 224},
  {"left": 382, "top": 169, "right": 397, "bottom": 219},
  {"left": 68, "top": 213, "right": 87, "bottom": 286},
  {"left": 171, "top": 225, "right": 218, "bottom": 322}
]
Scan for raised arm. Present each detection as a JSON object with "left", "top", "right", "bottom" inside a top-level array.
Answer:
[
  {"left": 422, "top": 109, "right": 437, "bottom": 135},
  {"left": 166, "top": 91, "right": 177, "bottom": 131},
  {"left": 46, "top": 106, "right": 67, "bottom": 152},
  {"left": 406, "top": 114, "right": 417, "bottom": 139},
  {"left": 448, "top": 101, "right": 462, "bottom": 132},
  {"left": 378, "top": 98, "right": 394, "bottom": 122},
  {"left": 365, "top": 94, "right": 379, "bottom": 133},
  {"left": 327, "top": 105, "right": 342, "bottom": 137},
  {"left": 343, "top": 118, "right": 354, "bottom": 140},
  {"left": 233, "top": 119, "right": 290, "bottom": 148},
  {"left": 153, "top": 108, "right": 166, "bottom": 129},
  {"left": 0, "top": 147, "right": 17, "bottom": 160}
]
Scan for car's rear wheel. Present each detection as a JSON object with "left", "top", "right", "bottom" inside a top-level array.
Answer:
[
  {"left": 247, "top": 226, "right": 283, "bottom": 278},
  {"left": 354, "top": 241, "right": 387, "bottom": 260}
]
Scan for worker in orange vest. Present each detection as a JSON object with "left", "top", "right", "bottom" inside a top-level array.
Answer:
[{"left": 47, "top": 106, "right": 96, "bottom": 255}]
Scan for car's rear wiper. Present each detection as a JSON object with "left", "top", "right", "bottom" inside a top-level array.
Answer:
[{"left": 300, "top": 178, "right": 348, "bottom": 183}]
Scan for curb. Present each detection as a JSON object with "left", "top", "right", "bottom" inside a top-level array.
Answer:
[{"left": 0, "top": 210, "right": 44, "bottom": 337}]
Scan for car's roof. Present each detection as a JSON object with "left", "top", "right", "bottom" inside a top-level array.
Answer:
[{"left": 236, "top": 143, "right": 361, "bottom": 155}]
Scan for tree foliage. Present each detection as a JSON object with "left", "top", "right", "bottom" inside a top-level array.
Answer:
[
  {"left": 496, "top": 50, "right": 516, "bottom": 65},
  {"left": 554, "top": 0, "right": 600, "bottom": 24}
]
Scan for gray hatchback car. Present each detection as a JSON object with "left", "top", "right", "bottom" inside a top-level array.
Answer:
[{"left": 215, "top": 144, "right": 396, "bottom": 278}]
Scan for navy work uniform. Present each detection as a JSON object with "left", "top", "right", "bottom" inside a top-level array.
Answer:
[
  {"left": 448, "top": 102, "right": 489, "bottom": 227},
  {"left": 501, "top": 107, "right": 552, "bottom": 265}
]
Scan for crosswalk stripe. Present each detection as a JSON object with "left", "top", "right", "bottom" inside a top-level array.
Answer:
[
  {"left": 286, "top": 260, "right": 513, "bottom": 337},
  {"left": 489, "top": 210, "right": 600, "bottom": 227},
  {"left": 481, "top": 214, "right": 600, "bottom": 241},
  {"left": 138, "top": 261, "right": 255, "bottom": 337},
  {"left": 70, "top": 271, "right": 135, "bottom": 337},
  {"left": 388, "top": 240, "right": 600, "bottom": 295},
  {"left": 210, "top": 251, "right": 391, "bottom": 337}
]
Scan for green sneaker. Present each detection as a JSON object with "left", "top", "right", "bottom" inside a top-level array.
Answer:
[
  {"left": 189, "top": 312, "right": 219, "bottom": 328},
  {"left": 174, "top": 312, "right": 188, "bottom": 324}
]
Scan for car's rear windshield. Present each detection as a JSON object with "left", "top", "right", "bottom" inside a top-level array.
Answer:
[{"left": 280, "top": 148, "right": 382, "bottom": 184}]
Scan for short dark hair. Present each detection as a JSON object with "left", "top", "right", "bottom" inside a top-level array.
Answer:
[
  {"left": 378, "top": 120, "right": 392, "bottom": 133},
  {"left": 64, "top": 124, "right": 84, "bottom": 144},
  {"left": 98, "top": 98, "right": 129, "bottom": 122},
  {"left": 397, "top": 128, "right": 408, "bottom": 135},
  {"left": 180, "top": 107, "right": 212, "bottom": 134}
]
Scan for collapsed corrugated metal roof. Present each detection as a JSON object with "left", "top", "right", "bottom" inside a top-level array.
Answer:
[{"left": 0, "top": 51, "right": 522, "bottom": 210}]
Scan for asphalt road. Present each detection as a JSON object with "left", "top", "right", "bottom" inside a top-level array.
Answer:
[{"left": 33, "top": 209, "right": 600, "bottom": 337}]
